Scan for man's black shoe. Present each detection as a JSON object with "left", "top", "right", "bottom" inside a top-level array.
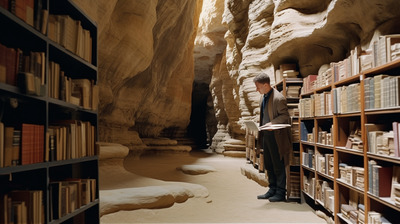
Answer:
[
  {"left": 268, "top": 194, "right": 285, "bottom": 202},
  {"left": 257, "top": 191, "right": 275, "bottom": 200}
]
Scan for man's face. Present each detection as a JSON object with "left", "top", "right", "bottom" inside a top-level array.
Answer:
[{"left": 255, "top": 82, "right": 271, "bottom": 94}]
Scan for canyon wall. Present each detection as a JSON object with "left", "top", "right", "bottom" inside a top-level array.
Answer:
[
  {"left": 73, "top": 0, "right": 201, "bottom": 150},
  {"left": 72, "top": 0, "right": 400, "bottom": 152}
]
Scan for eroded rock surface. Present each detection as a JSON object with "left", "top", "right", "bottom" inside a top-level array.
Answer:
[
  {"left": 176, "top": 165, "right": 217, "bottom": 175},
  {"left": 72, "top": 0, "right": 400, "bottom": 154},
  {"left": 98, "top": 142, "right": 208, "bottom": 216}
]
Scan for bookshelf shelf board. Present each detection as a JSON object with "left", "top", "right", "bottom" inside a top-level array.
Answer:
[
  {"left": 315, "top": 115, "right": 333, "bottom": 120},
  {"left": 368, "top": 193, "right": 400, "bottom": 212},
  {"left": 49, "top": 199, "right": 100, "bottom": 224},
  {"left": 302, "top": 190, "right": 314, "bottom": 200},
  {"left": 0, "top": 8, "right": 47, "bottom": 44},
  {"left": 333, "top": 74, "right": 361, "bottom": 87},
  {"left": 286, "top": 97, "right": 300, "bottom": 101},
  {"left": 272, "top": 80, "right": 283, "bottom": 88},
  {"left": 47, "top": 156, "right": 99, "bottom": 168},
  {"left": 316, "top": 171, "right": 334, "bottom": 181},
  {"left": 315, "top": 199, "right": 333, "bottom": 214},
  {"left": 302, "top": 165, "right": 315, "bottom": 172},
  {"left": 364, "top": 107, "right": 400, "bottom": 115},
  {"left": 334, "top": 112, "right": 361, "bottom": 117},
  {"left": 363, "top": 58, "right": 400, "bottom": 76},
  {"left": 336, "top": 213, "right": 352, "bottom": 224},
  {"left": 367, "top": 153, "right": 400, "bottom": 164},
  {"left": 300, "top": 141, "right": 315, "bottom": 146},
  {"left": 299, "top": 117, "right": 314, "bottom": 120},
  {"left": 336, "top": 179, "right": 364, "bottom": 194},
  {"left": 316, "top": 143, "right": 334, "bottom": 150},
  {"left": 314, "top": 84, "right": 331, "bottom": 93},
  {"left": 49, "top": 44, "right": 97, "bottom": 78},
  {"left": 273, "top": 79, "right": 303, "bottom": 88},
  {"left": 47, "top": 98, "right": 98, "bottom": 115},
  {"left": 335, "top": 147, "right": 364, "bottom": 156},
  {"left": 0, "top": 163, "right": 47, "bottom": 175},
  {"left": 300, "top": 90, "right": 314, "bottom": 97},
  {"left": 0, "top": 84, "right": 46, "bottom": 102}
]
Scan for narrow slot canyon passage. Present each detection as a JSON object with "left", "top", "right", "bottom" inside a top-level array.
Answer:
[{"left": 99, "top": 150, "right": 326, "bottom": 223}]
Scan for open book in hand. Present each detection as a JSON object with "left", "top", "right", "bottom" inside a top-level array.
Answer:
[
  {"left": 244, "top": 121, "right": 291, "bottom": 131},
  {"left": 259, "top": 123, "right": 291, "bottom": 130}
]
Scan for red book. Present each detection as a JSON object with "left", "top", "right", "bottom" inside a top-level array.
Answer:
[
  {"left": 21, "top": 123, "right": 35, "bottom": 165},
  {"left": 38, "top": 125, "right": 44, "bottom": 163},
  {"left": 0, "top": 0, "right": 8, "bottom": 10},
  {"left": 0, "top": 43, "right": 6, "bottom": 83},
  {"left": 6, "top": 47, "right": 17, "bottom": 86}
]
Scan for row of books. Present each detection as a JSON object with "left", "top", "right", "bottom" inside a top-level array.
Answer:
[
  {"left": 301, "top": 74, "right": 400, "bottom": 116},
  {"left": 344, "top": 127, "right": 363, "bottom": 151},
  {"left": 299, "top": 98, "right": 314, "bottom": 118},
  {"left": 301, "top": 149, "right": 315, "bottom": 169},
  {"left": 315, "top": 180, "right": 334, "bottom": 212},
  {"left": 339, "top": 163, "right": 364, "bottom": 189},
  {"left": 316, "top": 129, "right": 333, "bottom": 146},
  {"left": 314, "top": 91, "right": 332, "bottom": 116},
  {"left": 300, "top": 75, "right": 317, "bottom": 94},
  {"left": 0, "top": 123, "right": 45, "bottom": 168},
  {"left": 332, "top": 83, "right": 361, "bottom": 114},
  {"left": 289, "top": 171, "right": 300, "bottom": 198},
  {"left": 0, "top": 0, "right": 48, "bottom": 35},
  {"left": 298, "top": 34, "right": 400, "bottom": 96},
  {"left": 291, "top": 119, "right": 299, "bottom": 143},
  {"left": 48, "top": 14, "right": 93, "bottom": 63},
  {"left": 368, "top": 160, "right": 394, "bottom": 197},
  {"left": 287, "top": 103, "right": 299, "bottom": 117},
  {"left": 0, "top": 43, "right": 45, "bottom": 90},
  {"left": 365, "top": 122, "right": 400, "bottom": 157},
  {"left": 48, "top": 61, "right": 99, "bottom": 110},
  {"left": 49, "top": 178, "right": 96, "bottom": 221},
  {"left": 341, "top": 204, "right": 359, "bottom": 224},
  {"left": 364, "top": 74, "right": 400, "bottom": 110},
  {"left": 300, "top": 83, "right": 362, "bottom": 117},
  {"left": 0, "top": 190, "right": 44, "bottom": 224},
  {"left": 0, "top": 119, "right": 97, "bottom": 168},
  {"left": 303, "top": 173, "right": 315, "bottom": 198},
  {"left": 48, "top": 120, "right": 97, "bottom": 161},
  {"left": 315, "top": 153, "right": 334, "bottom": 177},
  {"left": 367, "top": 210, "right": 391, "bottom": 224},
  {"left": 302, "top": 173, "right": 330, "bottom": 210},
  {"left": 316, "top": 66, "right": 333, "bottom": 90},
  {"left": 286, "top": 85, "right": 301, "bottom": 98}
]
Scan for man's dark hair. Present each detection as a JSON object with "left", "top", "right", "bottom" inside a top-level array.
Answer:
[{"left": 253, "top": 73, "right": 271, "bottom": 84}]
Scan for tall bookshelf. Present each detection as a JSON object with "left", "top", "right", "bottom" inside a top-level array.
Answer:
[
  {"left": 0, "top": 0, "right": 99, "bottom": 223},
  {"left": 299, "top": 48, "right": 400, "bottom": 223},
  {"left": 273, "top": 77, "right": 303, "bottom": 201}
]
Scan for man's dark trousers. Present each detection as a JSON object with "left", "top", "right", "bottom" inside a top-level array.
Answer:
[{"left": 262, "top": 130, "right": 286, "bottom": 197}]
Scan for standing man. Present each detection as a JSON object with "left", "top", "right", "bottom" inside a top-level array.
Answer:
[{"left": 253, "top": 73, "right": 292, "bottom": 202}]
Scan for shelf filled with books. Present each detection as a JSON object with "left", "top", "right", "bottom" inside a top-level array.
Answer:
[
  {"left": 0, "top": 0, "right": 99, "bottom": 223},
  {"left": 298, "top": 33, "right": 400, "bottom": 223},
  {"left": 273, "top": 77, "right": 302, "bottom": 200}
]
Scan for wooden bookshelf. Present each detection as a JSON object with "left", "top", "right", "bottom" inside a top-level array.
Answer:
[
  {"left": 299, "top": 45, "right": 400, "bottom": 223},
  {"left": 273, "top": 78, "right": 302, "bottom": 201},
  {"left": 0, "top": 0, "right": 99, "bottom": 223}
]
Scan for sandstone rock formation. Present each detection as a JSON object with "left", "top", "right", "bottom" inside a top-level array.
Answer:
[
  {"left": 210, "top": 0, "right": 400, "bottom": 148},
  {"left": 72, "top": 0, "right": 201, "bottom": 151},
  {"left": 176, "top": 165, "right": 217, "bottom": 175},
  {"left": 98, "top": 142, "right": 209, "bottom": 216},
  {"left": 72, "top": 0, "right": 400, "bottom": 153}
]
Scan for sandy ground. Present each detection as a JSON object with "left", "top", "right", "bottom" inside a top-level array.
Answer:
[{"left": 100, "top": 150, "right": 326, "bottom": 224}]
